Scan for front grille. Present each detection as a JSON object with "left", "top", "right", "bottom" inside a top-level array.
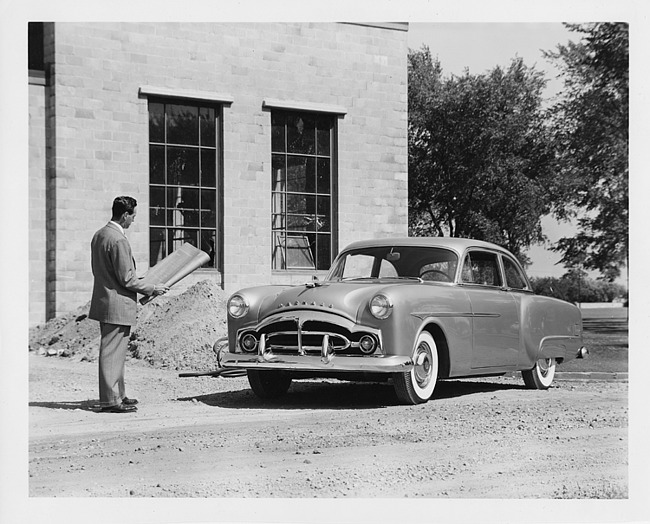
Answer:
[
  {"left": 267, "top": 332, "right": 350, "bottom": 355},
  {"left": 243, "top": 317, "right": 379, "bottom": 356}
]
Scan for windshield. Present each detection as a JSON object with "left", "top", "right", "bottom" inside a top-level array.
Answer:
[{"left": 327, "top": 246, "right": 459, "bottom": 283}]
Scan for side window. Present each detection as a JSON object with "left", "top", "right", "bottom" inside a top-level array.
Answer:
[
  {"left": 461, "top": 251, "right": 502, "bottom": 287},
  {"left": 503, "top": 256, "right": 528, "bottom": 290}
]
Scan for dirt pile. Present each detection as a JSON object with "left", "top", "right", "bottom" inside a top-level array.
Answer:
[{"left": 28, "top": 279, "right": 230, "bottom": 371}]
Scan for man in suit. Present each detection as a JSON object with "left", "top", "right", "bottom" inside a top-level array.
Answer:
[{"left": 89, "top": 196, "right": 169, "bottom": 413}]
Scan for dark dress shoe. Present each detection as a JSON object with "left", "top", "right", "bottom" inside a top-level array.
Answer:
[
  {"left": 122, "top": 397, "right": 139, "bottom": 405},
  {"left": 100, "top": 403, "right": 137, "bottom": 413}
]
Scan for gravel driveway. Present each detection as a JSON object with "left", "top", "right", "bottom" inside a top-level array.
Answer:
[{"left": 28, "top": 353, "right": 627, "bottom": 501}]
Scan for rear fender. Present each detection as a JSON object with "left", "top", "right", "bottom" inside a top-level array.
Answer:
[{"left": 520, "top": 295, "right": 583, "bottom": 367}]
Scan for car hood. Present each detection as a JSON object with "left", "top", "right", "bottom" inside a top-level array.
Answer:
[{"left": 257, "top": 280, "right": 413, "bottom": 323}]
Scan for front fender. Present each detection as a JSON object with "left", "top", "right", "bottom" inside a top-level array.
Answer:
[{"left": 358, "top": 284, "right": 473, "bottom": 374}]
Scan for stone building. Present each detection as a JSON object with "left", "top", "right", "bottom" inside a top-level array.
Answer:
[{"left": 28, "top": 22, "right": 409, "bottom": 326}]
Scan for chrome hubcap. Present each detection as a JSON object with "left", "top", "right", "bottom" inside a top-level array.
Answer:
[
  {"left": 413, "top": 342, "right": 432, "bottom": 388},
  {"left": 538, "top": 358, "right": 552, "bottom": 377}
]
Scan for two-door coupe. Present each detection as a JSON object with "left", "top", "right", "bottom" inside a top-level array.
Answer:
[{"left": 217, "top": 237, "right": 588, "bottom": 404}]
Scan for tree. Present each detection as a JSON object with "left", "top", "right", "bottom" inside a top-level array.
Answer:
[
  {"left": 544, "top": 23, "right": 629, "bottom": 281},
  {"left": 408, "top": 47, "right": 559, "bottom": 263}
]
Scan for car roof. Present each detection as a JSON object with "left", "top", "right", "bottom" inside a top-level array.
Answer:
[{"left": 340, "top": 237, "right": 514, "bottom": 257}]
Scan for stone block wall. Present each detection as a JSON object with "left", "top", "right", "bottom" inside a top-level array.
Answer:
[{"left": 29, "top": 22, "right": 408, "bottom": 324}]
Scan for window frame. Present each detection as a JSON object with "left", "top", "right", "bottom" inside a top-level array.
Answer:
[
  {"left": 501, "top": 254, "right": 532, "bottom": 292},
  {"left": 460, "top": 249, "right": 504, "bottom": 288},
  {"left": 146, "top": 96, "right": 224, "bottom": 271},
  {"left": 270, "top": 109, "right": 338, "bottom": 272}
]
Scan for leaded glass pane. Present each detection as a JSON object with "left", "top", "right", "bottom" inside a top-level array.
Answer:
[
  {"left": 200, "top": 107, "right": 215, "bottom": 147},
  {"left": 287, "top": 157, "right": 315, "bottom": 193},
  {"left": 316, "top": 234, "right": 331, "bottom": 270},
  {"left": 150, "top": 186, "right": 166, "bottom": 226},
  {"left": 149, "top": 103, "right": 165, "bottom": 143},
  {"left": 167, "top": 187, "right": 199, "bottom": 228},
  {"left": 287, "top": 113, "right": 315, "bottom": 155},
  {"left": 167, "top": 104, "right": 199, "bottom": 145},
  {"left": 167, "top": 146, "right": 199, "bottom": 186},
  {"left": 272, "top": 154, "right": 285, "bottom": 191},
  {"left": 201, "top": 189, "right": 217, "bottom": 228},
  {"left": 272, "top": 232, "right": 285, "bottom": 270},
  {"left": 272, "top": 192, "right": 285, "bottom": 228},
  {"left": 287, "top": 193, "right": 315, "bottom": 216},
  {"left": 200, "top": 230, "right": 217, "bottom": 267},
  {"left": 287, "top": 214, "right": 316, "bottom": 232},
  {"left": 149, "top": 145, "right": 165, "bottom": 185},
  {"left": 201, "top": 149, "right": 216, "bottom": 188},
  {"left": 316, "top": 157, "right": 330, "bottom": 194},
  {"left": 150, "top": 228, "right": 166, "bottom": 265},
  {"left": 170, "top": 228, "right": 198, "bottom": 252},
  {"left": 317, "top": 196, "right": 330, "bottom": 231},
  {"left": 285, "top": 234, "right": 315, "bottom": 269},
  {"left": 271, "top": 113, "right": 285, "bottom": 152},
  {"left": 316, "top": 117, "right": 331, "bottom": 156}
]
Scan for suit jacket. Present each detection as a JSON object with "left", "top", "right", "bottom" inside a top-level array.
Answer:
[{"left": 89, "top": 222, "right": 154, "bottom": 326}]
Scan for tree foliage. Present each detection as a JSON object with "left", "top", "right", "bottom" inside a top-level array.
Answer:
[
  {"left": 544, "top": 23, "right": 629, "bottom": 280},
  {"left": 530, "top": 272, "right": 628, "bottom": 303},
  {"left": 408, "top": 47, "right": 559, "bottom": 263}
]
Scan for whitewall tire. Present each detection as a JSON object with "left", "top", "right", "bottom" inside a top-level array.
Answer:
[
  {"left": 522, "top": 358, "right": 556, "bottom": 389},
  {"left": 393, "top": 331, "right": 438, "bottom": 404}
]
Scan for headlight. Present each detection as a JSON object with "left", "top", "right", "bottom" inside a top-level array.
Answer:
[
  {"left": 228, "top": 294, "right": 249, "bottom": 318},
  {"left": 369, "top": 294, "right": 392, "bottom": 319}
]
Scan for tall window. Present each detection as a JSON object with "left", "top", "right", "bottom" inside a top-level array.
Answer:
[
  {"left": 271, "top": 111, "right": 335, "bottom": 270},
  {"left": 148, "top": 100, "right": 220, "bottom": 268}
]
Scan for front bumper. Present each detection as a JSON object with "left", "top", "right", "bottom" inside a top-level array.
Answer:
[
  {"left": 218, "top": 334, "right": 413, "bottom": 373},
  {"left": 220, "top": 350, "right": 413, "bottom": 373}
]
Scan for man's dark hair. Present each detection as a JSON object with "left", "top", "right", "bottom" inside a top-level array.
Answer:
[{"left": 112, "top": 196, "right": 137, "bottom": 219}]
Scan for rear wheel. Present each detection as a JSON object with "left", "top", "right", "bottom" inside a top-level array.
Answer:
[
  {"left": 393, "top": 331, "right": 438, "bottom": 404},
  {"left": 521, "top": 358, "right": 556, "bottom": 389},
  {"left": 247, "top": 369, "right": 292, "bottom": 399}
]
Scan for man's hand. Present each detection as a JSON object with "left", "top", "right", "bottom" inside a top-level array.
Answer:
[{"left": 152, "top": 284, "right": 169, "bottom": 296}]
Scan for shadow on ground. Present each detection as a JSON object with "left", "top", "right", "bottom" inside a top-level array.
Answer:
[
  {"left": 29, "top": 399, "right": 100, "bottom": 412},
  {"left": 178, "top": 377, "right": 526, "bottom": 410}
]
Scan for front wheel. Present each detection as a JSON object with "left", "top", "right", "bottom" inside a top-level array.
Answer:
[
  {"left": 393, "top": 331, "right": 438, "bottom": 405},
  {"left": 247, "top": 369, "right": 292, "bottom": 399},
  {"left": 521, "top": 358, "right": 556, "bottom": 389}
]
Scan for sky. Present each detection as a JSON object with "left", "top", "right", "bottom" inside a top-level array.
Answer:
[{"left": 406, "top": 23, "right": 619, "bottom": 282}]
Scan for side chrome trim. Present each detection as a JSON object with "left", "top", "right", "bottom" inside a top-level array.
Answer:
[{"left": 411, "top": 311, "right": 500, "bottom": 320}]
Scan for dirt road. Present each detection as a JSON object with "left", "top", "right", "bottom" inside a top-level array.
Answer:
[{"left": 27, "top": 353, "right": 628, "bottom": 500}]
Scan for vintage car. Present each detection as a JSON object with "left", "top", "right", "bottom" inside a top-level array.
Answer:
[{"left": 217, "top": 237, "right": 588, "bottom": 404}]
